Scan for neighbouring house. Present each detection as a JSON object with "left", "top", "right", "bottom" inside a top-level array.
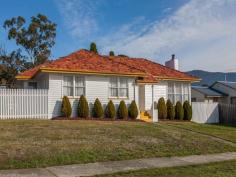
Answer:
[
  {"left": 191, "top": 86, "right": 226, "bottom": 103},
  {"left": 211, "top": 81, "right": 236, "bottom": 104},
  {"left": 15, "top": 49, "right": 199, "bottom": 121}
]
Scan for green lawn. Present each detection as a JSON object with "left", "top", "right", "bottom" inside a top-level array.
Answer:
[
  {"left": 162, "top": 121, "right": 236, "bottom": 143},
  {"left": 93, "top": 160, "right": 236, "bottom": 177},
  {"left": 0, "top": 120, "right": 235, "bottom": 169}
]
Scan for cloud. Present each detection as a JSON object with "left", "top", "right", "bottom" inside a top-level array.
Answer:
[
  {"left": 99, "top": 0, "right": 236, "bottom": 71},
  {"left": 56, "top": 0, "right": 102, "bottom": 39}
]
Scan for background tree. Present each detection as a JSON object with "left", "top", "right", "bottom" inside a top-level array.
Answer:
[
  {"left": 78, "top": 95, "right": 89, "bottom": 118},
  {"left": 117, "top": 100, "right": 128, "bottom": 119},
  {"left": 109, "top": 51, "right": 115, "bottom": 56},
  {"left": 0, "top": 47, "right": 26, "bottom": 87},
  {"left": 90, "top": 42, "right": 98, "bottom": 54},
  {"left": 3, "top": 14, "right": 56, "bottom": 66},
  {"left": 61, "top": 96, "right": 72, "bottom": 118}
]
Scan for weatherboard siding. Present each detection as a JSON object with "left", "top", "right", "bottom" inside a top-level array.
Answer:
[{"left": 48, "top": 73, "right": 136, "bottom": 118}]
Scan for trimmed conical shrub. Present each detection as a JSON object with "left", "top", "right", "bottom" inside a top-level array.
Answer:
[
  {"left": 93, "top": 98, "right": 104, "bottom": 118},
  {"left": 183, "top": 100, "right": 192, "bottom": 121},
  {"left": 166, "top": 99, "right": 175, "bottom": 120},
  {"left": 175, "top": 101, "right": 184, "bottom": 120},
  {"left": 117, "top": 100, "right": 128, "bottom": 119},
  {"left": 105, "top": 100, "right": 116, "bottom": 119},
  {"left": 157, "top": 97, "right": 167, "bottom": 119},
  {"left": 61, "top": 96, "right": 72, "bottom": 118},
  {"left": 78, "top": 95, "right": 89, "bottom": 118},
  {"left": 128, "top": 100, "right": 138, "bottom": 119}
]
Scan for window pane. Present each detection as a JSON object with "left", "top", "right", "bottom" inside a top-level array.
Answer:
[
  {"left": 75, "top": 76, "right": 84, "bottom": 87},
  {"left": 184, "top": 94, "right": 189, "bottom": 102},
  {"left": 120, "top": 78, "right": 128, "bottom": 88},
  {"left": 110, "top": 77, "right": 118, "bottom": 87},
  {"left": 175, "top": 94, "right": 182, "bottom": 102},
  {"left": 175, "top": 83, "right": 181, "bottom": 94},
  {"left": 110, "top": 88, "right": 118, "bottom": 97},
  {"left": 63, "top": 76, "right": 73, "bottom": 96},
  {"left": 168, "top": 94, "right": 174, "bottom": 103},
  {"left": 119, "top": 88, "right": 128, "bottom": 97},
  {"left": 183, "top": 84, "right": 189, "bottom": 94},
  {"left": 75, "top": 87, "right": 84, "bottom": 96},
  {"left": 168, "top": 82, "right": 174, "bottom": 93},
  {"left": 63, "top": 86, "right": 73, "bottom": 96}
]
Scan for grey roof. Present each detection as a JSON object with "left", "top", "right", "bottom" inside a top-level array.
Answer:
[
  {"left": 192, "top": 86, "right": 226, "bottom": 97},
  {"left": 215, "top": 81, "right": 236, "bottom": 90}
]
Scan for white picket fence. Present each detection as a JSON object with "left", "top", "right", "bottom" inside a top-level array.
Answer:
[
  {"left": 0, "top": 89, "right": 48, "bottom": 119},
  {"left": 192, "top": 102, "right": 219, "bottom": 123}
]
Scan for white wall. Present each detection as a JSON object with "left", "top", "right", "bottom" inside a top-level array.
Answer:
[
  {"left": 48, "top": 73, "right": 136, "bottom": 118},
  {"left": 192, "top": 102, "right": 219, "bottom": 123}
]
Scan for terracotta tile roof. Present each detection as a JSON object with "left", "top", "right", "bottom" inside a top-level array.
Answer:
[{"left": 16, "top": 49, "right": 199, "bottom": 82}]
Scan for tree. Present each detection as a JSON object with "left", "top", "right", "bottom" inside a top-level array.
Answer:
[
  {"left": 3, "top": 14, "right": 56, "bottom": 66},
  {"left": 183, "top": 101, "right": 192, "bottom": 121},
  {"left": 157, "top": 97, "right": 167, "bottom": 119},
  {"left": 105, "top": 100, "right": 116, "bottom": 119},
  {"left": 166, "top": 99, "right": 175, "bottom": 120},
  {"left": 117, "top": 100, "right": 128, "bottom": 119},
  {"left": 128, "top": 100, "right": 138, "bottom": 119},
  {"left": 109, "top": 51, "right": 115, "bottom": 56},
  {"left": 0, "top": 47, "right": 26, "bottom": 87},
  {"left": 90, "top": 42, "right": 98, "bottom": 54},
  {"left": 175, "top": 101, "right": 184, "bottom": 120},
  {"left": 78, "top": 95, "right": 89, "bottom": 118},
  {"left": 61, "top": 96, "right": 72, "bottom": 118},
  {"left": 93, "top": 98, "right": 104, "bottom": 118}
]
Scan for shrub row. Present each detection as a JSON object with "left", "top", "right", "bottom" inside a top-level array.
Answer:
[
  {"left": 157, "top": 97, "right": 192, "bottom": 120},
  {"left": 61, "top": 96, "right": 138, "bottom": 120}
]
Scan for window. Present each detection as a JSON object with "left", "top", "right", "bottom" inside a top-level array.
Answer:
[
  {"left": 119, "top": 78, "right": 128, "bottom": 97},
  {"left": 168, "top": 82, "right": 175, "bottom": 103},
  {"left": 168, "top": 82, "right": 190, "bottom": 103},
  {"left": 75, "top": 76, "right": 85, "bottom": 96},
  {"left": 109, "top": 77, "right": 128, "bottom": 98},
  {"left": 183, "top": 83, "right": 189, "bottom": 102},
  {"left": 63, "top": 76, "right": 73, "bottom": 96},
  {"left": 110, "top": 77, "right": 118, "bottom": 97},
  {"left": 28, "top": 82, "right": 37, "bottom": 89}
]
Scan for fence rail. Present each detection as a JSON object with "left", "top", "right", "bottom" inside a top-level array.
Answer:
[
  {"left": 219, "top": 103, "right": 236, "bottom": 125},
  {"left": 0, "top": 89, "right": 48, "bottom": 119}
]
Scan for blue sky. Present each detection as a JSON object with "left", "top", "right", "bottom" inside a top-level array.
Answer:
[{"left": 0, "top": 0, "right": 236, "bottom": 72}]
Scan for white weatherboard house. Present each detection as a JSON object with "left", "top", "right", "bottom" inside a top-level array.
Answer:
[{"left": 15, "top": 50, "right": 199, "bottom": 122}]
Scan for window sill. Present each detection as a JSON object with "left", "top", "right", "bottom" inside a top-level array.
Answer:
[{"left": 109, "top": 97, "right": 129, "bottom": 100}]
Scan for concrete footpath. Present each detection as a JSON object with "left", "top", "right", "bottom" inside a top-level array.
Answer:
[{"left": 0, "top": 152, "right": 236, "bottom": 177}]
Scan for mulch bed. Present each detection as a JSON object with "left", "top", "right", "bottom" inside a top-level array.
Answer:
[{"left": 52, "top": 117, "right": 143, "bottom": 122}]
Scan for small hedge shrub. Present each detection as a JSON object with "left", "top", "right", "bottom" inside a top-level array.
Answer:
[
  {"left": 78, "top": 95, "right": 89, "bottom": 118},
  {"left": 61, "top": 96, "right": 72, "bottom": 118},
  {"left": 175, "top": 101, "right": 184, "bottom": 120},
  {"left": 93, "top": 98, "right": 104, "bottom": 118},
  {"left": 183, "top": 100, "right": 192, "bottom": 121},
  {"left": 157, "top": 97, "right": 167, "bottom": 119},
  {"left": 128, "top": 100, "right": 138, "bottom": 119},
  {"left": 105, "top": 100, "right": 116, "bottom": 119},
  {"left": 117, "top": 100, "right": 128, "bottom": 119},
  {"left": 166, "top": 99, "right": 175, "bottom": 120}
]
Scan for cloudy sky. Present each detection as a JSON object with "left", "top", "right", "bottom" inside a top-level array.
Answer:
[{"left": 0, "top": 0, "right": 236, "bottom": 72}]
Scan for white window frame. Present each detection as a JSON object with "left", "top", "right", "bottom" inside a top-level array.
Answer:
[
  {"left": 63, "top": 75, "right": 85, "bottom": 97},
  {"left": 109, "top": 77, "right": 129, "bottom": 98}
]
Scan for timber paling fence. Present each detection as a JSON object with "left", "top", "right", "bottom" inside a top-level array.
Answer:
[
  {"left": 0, "top": 89, "right": 48, "bottom": 119},
  {"left": 219, "top": 103, "right": 236, "bottom": 126}
]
